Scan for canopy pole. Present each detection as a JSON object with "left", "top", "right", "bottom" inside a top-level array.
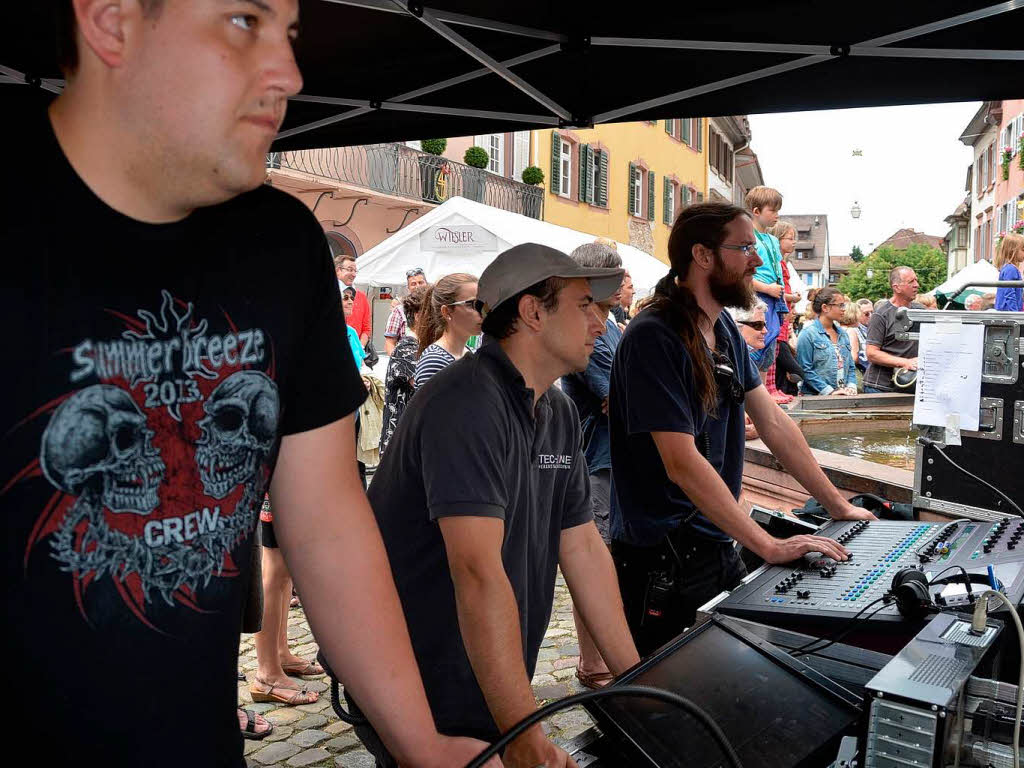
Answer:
[
  {"left": 389, "top": 1, "right": 572, "bottom": 121},
  {"left": 594, "top": 0, "right": 1023, "bottom": 124},
  {"left": 0, "top": 65, "right": 63, "bottom": 94},
  {"left": 849, "top": 46, "right": 1024, "bottom": 61},
  {"left": 320, "top": 0, "right": 565, "bottom": 42},
  {"left": 276, "top": 44, "right": 560, "bottom": 142}
]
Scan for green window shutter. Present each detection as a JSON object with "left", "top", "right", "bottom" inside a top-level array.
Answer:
[
  {"left": 682, "top": 118, "right": 691, "bottom": 145},
  {"left": 647, "top": 171, "right": 655, "bottom": 221},
  {"left": 682, "top": 186, "right": 690, "bottom": 206},
  {"left": 578, "top": 143, "right": 588, "bottom": 202},
  {"left": 664, "top": 119, "right": 673, "bottom": 135},
  {"left": 662, "top": 177, "right": 671, "bottom": 225},
  {"left": 628, "top": 162, "right": 636, "bottom": 215},
  {"left": 585, "top": 145, "right": 596, "bottom": 204},
  {"left": 696, "top": 119, "right": 703, "bottom": 151},
  {"left": 550, "top": 131, "right": 560, "bottom": 193},
  {"left": 696, "top": 191, "right": 704, "bottom": 203},
  {"left": 597, "top": 150, "right": 609, "bottom": 206}
]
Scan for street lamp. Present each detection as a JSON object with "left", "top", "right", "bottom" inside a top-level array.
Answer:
[{"left": 850, "top": 201, "right": 862, "bottom": 219}]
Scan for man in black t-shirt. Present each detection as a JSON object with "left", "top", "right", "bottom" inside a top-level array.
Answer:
[
  {"left": 1, "top": 4, "right": 492, "bottom": 767},
  {"left": 608, "top": 203, "right": 876, "bottom": 656},
  {"left": 362, "top": 244, "right": 640, "bottom": 768},
  {"left": 864, "top": 267, "right": 924, "bottom": 393}
]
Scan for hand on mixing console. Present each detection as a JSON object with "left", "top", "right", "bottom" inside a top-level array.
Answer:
[{"left": 764, "top": 534, "right": 850, "bottom": 565}]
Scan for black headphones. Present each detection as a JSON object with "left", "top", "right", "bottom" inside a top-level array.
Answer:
[{"left": 890, "top": 567, "right": 933, "bottom": 619}]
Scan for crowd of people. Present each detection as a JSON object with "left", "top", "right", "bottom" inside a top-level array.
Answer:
[{"left": 5, "top": 4, "right": 1023, "bottom": 768}]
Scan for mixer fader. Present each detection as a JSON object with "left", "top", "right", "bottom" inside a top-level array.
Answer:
[{"left": 716, "top": 519, "right": 1024, "bottom": 628}]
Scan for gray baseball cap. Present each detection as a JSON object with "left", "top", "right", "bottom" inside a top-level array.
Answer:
[{"left": 477, "top": 243, "right": 625, "bottom": 317}]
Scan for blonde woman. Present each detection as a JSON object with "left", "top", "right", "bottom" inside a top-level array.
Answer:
[
  {"left": 414, "top": 273, "right": 482, "bottom": 388},
  {"left": 995, "top": 233, "right": 1024, "bottom": 311}
]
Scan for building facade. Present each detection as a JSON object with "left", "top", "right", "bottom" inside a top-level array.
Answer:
[
  {"left": 535, "top": 119, "right": 709, "bottom": 263},
  {"left": 265, "top": 132, "right": 540, "bottom": 260},
  {"left": 706, "top": 116, "right": 752, "bottom": 206},
  {"left": 959, "top": 102, "right": 1001, "bottom": 265},
  {"left": 942, "top": 196, "right": 971, "bottom": 277},
  {"left": 993, "top": 98, "right": 1024, "bottom": 249},
  {"left": 785, "top": 214, "right": 831, "bottom": 289}
]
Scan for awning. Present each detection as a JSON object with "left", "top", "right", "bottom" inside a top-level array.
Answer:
[
  {"left": 354, "top": 195, "right": 668, "bottom": 297},
  {"left": 4, "top": 2, "right": 1023, "bottom": 150}
]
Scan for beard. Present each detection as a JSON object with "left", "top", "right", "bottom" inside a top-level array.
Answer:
[{"left": 709, "top": 253, "right": 755, "bottom": 309}]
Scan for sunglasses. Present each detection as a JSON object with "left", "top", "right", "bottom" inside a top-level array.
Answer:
[
  {"left": 827, "top": 302, "right": 848, "bottom": 309},
  {"left": 448, "top": 298, "right": 482, "bottom": 313},
  {"left": 711, "top": 349, "right": 745, "bottom": 404},
  {"left": 739, "top": 320, "right": 766, "bottom": 331},
  {"left": 406, "top": 268, "right": 425, "bottom": 278}
]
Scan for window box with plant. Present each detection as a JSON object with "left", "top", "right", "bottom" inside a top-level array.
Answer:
[
  {"left": 1001, "top": 145, "right": 1013, "bottom": 181},
  {"left": 418, "top": 139, "right": 446, "bottom": 202},
  {"left": 462, "top": 146, "right": 489, "bottom": 203}
]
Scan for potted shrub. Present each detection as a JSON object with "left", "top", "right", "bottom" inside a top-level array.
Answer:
[
  {"left": 418, "top": 139, "right": 446, "bottom": 202},
  {"left": 520, "top": 166, "right": 544, "bottom": 218},
  {"left": 521, "top": 166, "right": 544, "bottom": 185},
  {"left": 462, "top": 146, "right": 490, "bottom": 202}
]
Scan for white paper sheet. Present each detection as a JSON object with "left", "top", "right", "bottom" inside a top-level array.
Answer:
[{"left": 912, "top": 320, "right": 984, "bottom": 432}]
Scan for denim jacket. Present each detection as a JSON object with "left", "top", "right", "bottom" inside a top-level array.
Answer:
[{"left": 796, "top": 319, "right": 856, "bottom": 395}]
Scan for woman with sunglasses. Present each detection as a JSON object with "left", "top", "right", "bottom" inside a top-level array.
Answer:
[
  {"left": 795, "top": 287, "right": 857, "bottom": 396},
  {"left": 729, "top": 301, "right": 769, "bottom": 440},
  {"left": 414, "top": 273, "right": 482, "bottom": 388}
]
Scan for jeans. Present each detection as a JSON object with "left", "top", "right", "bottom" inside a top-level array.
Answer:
[
  {"left": 864, "top": 385, "right": 887, "bottom": 394},
  {"left": 611, "top": 535, "right": 747, "bottom": 657},
  {"left": 590, "top": 468, "right": 612, "bottom": 545}
]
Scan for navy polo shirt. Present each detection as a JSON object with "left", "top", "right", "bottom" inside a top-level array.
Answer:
[
  {"left": 367, "top": 341, "right": 592, "bottom": 738},
  {"left": 608, "top": 310, "right": 760, "bottom": 546}
]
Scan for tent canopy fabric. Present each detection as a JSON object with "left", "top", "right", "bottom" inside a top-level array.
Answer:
[
  {"left": 933, "top": 259, "right": 999, "bottom": 306},
  {"left": 355, "top": 196, "right": 669, "bottom": 297},
  {"left": 5, "top": 2, "right": 1023, "bottom": 150}
]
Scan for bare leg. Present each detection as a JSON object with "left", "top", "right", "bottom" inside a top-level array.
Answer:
[{"left": 252, "top": 545, "right": 318, "bottom": 703}]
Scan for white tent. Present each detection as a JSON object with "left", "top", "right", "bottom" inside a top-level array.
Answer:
[
  {"left": 933, "top": 259, "right": 999, "bottom": 305},
  {"left": 355, "top": 196, "right": 669, "bottom": 298}
]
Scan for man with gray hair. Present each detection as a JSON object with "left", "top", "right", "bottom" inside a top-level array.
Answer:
[
  {"left": 864, "top": 266, "right": 923, "bottom": 393},
  {"left": 560, "top": 241, "right": 624, "bottom": 690}
]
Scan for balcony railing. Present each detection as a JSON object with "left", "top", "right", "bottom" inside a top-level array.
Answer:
[{"left": 267, "top": 144, "right": 543, "bottom": 220}]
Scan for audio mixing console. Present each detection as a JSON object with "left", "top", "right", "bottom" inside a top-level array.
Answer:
[{"left": 714, "top": 519, "right": 1024, "bottom": 627}]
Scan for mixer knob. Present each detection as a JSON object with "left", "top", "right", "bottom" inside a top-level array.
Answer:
[{"left": 796, "top": 590, "right": 811, "bottom": 600}]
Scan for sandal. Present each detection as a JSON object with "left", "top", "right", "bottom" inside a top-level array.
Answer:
[
  {"left": 282, "top": 659, "right": 324, "bottom": 677},
  {"left": 250, "top": 678, "right": 319, "bottom": 705},
  {"left": 575, "top": 667, "right": 615, "bottom": 690},
  {"left": 239, "top": 708, "right": 274, "bottom": 740}
]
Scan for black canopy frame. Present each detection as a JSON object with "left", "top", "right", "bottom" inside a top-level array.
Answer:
[{"left": 3, "top": 1, "right": 1023, "bottom": 150}]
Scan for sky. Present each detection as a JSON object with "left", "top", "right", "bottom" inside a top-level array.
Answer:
[{"left": 748, "top": 101, "right": 980, "bottom": 257}]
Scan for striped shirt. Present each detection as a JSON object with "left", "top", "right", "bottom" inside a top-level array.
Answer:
[{"left": 415, "top": 343, "right": 458, "bottom": 388}]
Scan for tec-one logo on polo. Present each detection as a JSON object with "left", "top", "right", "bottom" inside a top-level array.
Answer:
[{"left": 537, "top": 454, "right": 573, "bottom": 470}]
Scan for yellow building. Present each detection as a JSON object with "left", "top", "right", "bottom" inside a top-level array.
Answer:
[{"left": 536, "top": 119, "right": 709, "bottom": 265}]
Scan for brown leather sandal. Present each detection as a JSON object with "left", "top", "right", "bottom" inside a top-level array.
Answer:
[
  {"left": 250, "top": 678, "right": 319, "bottom": 705},
  {"left": 282, "top": 659, "right": 324, "bottom": 677},
  {"left": 575, "top": 667, "right": 615, "bottom": 690}
]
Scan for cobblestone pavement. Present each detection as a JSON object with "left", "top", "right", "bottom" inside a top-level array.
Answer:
[{"left": 239, "top": 574, "right": 593, "bottom": 767}]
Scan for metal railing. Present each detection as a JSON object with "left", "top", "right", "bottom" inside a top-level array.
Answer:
[{"left": 267, "top": 144, "right": 543, "bottom": 220}]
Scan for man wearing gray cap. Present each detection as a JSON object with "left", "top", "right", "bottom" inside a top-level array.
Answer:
[{"left": 358, "top": 243, "right": 641, "bottom": 767}]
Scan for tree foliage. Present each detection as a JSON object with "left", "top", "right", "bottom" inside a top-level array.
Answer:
[
  {"left": 850, "top": 245, "right": 864, "bottom": 262},
  {"left": 836, "top": 243, "right": 946, "bottom": 302}
]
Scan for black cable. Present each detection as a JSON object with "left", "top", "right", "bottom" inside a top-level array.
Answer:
[
  {"left": 462, "top": 684, "right": 744, "bottom": 768},
  {"left": 792, "top": 601, "right": 892, "bottom": 658},
  {"left": 920, "top": 438, "right": 1024, "bottom": 518},
  {"left": 788, "top": 596, "right": 889, "bottom": 658}
]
